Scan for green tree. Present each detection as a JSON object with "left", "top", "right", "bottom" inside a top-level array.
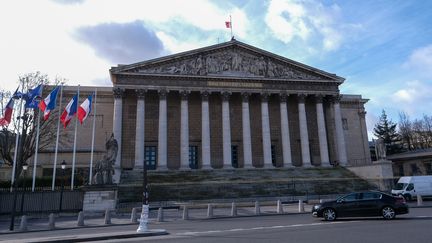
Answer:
[{"left": 373, "top": 110, "right": 402, "bottom": 155}]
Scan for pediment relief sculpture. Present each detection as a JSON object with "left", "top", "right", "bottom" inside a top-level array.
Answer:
[{"left": 133, "top": 49, "right": 326, "bottom": 80}]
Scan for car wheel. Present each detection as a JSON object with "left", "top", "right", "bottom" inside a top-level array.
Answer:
[
  {"left": 323, "top": 208, "right": 336, "bottom": 221},
  {"left": 382, "top": 206, "right": 395, "bottom": 220}
]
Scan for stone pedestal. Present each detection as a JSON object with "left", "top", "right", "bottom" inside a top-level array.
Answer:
[
  {"left": 347, "top": 160, "right": 394, "bottom": 191},
  {"left": 83, "top": 186, "right": 118, "bottom": 213}
]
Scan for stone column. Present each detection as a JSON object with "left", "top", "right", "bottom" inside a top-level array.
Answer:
[
  {"left": 315, "top": 95, "right": 330, "bottom": 167},
  {"left": 180, "top": 90, "right": 190, "bottom": 170},
  {"left": 241, "top": 92, "right": 253, "bottom": 168},
  {"left": 359, "top": 109, "right": 372, "bottom": 164},
  {"left": 112, "top": 88, "right": 124, "bottom": 184},
  {"left": 298, "top": 94, "right": 311, "bottom": 166},
  {"left": 134, "top": 89, "right": 146, "bottom": 170},
  {"left": 201, "top": 91, "right": 211, "bottom": 169},
  {"left": 333, "top": 95, "right": 348, "bottom": 166},
  {"left": 221, "top": 92, "right": 232, "bottom": 168},
  {"left": 261, "top": 93, "right": 272, "bottom": 168},
  {"left": 279, "top": 93, "right": 293, "bottom": 167},
  {"left": 157, "top": 89, "right": 168, "bottom": 170}
]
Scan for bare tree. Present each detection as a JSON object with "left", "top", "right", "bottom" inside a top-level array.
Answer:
[
  {"left": 398, "top": 111, "right": 413, "bottom": 150},
  {"left": 0, "top": 72, "right": 67, "bottom": 178}
]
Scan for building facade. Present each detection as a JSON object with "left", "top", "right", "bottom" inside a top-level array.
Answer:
[{"left": 107, "top": 40, "right": 372, "bottom": 183}]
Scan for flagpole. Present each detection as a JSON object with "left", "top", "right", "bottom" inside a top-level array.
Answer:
[
  {"left": 31, "top": 110, "right": 41, "bottom": 192},
  {"left": 10, "top": 86, "right": 23, "bottom": 192},
  {"left": 230, "top": 15, "right": 233, "bottom": 38},
  {"left": 52, "top": 85, "right": 63, "bottom": 191},
  {"left": 71, "top": 85, "right": 79, "bottom": 190},
  {"left": 89, "top": 88, "right": 97, "bottom": 185}
]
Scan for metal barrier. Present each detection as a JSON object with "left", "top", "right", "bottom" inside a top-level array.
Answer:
[{"left": 0, "top": 190, "right": 84, "bottom": 215}]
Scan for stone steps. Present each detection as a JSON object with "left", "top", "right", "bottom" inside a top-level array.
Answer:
[{"left": 117, "top": 167, "right": 374, "bottom": 208}]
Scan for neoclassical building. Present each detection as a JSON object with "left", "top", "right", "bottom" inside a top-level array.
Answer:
[{"left": 108, "top": 39, "right": 371, "bottom": 183}]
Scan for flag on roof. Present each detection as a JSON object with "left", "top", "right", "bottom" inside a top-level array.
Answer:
[
  {"left": 225, "top": 21, "right": 231, "bottom": 28},
  {"left": 38, "top": 86, "right": 60, "bottom": 120},
  {"left": 77, "top": 94, "right": 93, "bottom": 124},
  {"left": 60, "top": 94, "right": 77, "bottom": 128}
]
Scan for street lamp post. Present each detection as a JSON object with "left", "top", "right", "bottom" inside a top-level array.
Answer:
[
  {"left": 137, "top": 160, "right": 149, "bottom": 233},
  {"left": 20, "top": 162, "right": 28, "bottom": 215},
  {"left": 59, "top": 160, "right": 66, "bottom": 213}
]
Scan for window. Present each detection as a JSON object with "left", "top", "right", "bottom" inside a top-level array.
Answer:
[
  {"left": 189, "top": 146, "right": 199, "bottom": 169},
  {"left": 398, "top": 164, "right": 405, "bottom": 176},
  {"left": 231, "top": 145, "right": 239, "bottom": 168},
  {"left": 341, "top": 193, "right": 360, "bottom": 202},
  {"left": 362, "top": 192, "right": 381, "bottom": 200},
  {"left": 342, "top": 118, "right": 348, "bottom": 130},
  {"left": 271, "top": 145, "right": 276, "bottom": 166},
  {"left": 410, "top": 164, "right": 419, "bottom": 175},
  {"left": 406, "top": 183, "right": 414, "bottom": 191},
  {"left": 144, "top": 146, "right": 157, "bottom": 170}
]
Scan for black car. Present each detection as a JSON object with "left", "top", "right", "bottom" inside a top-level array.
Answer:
[{"left": 312, "top": 191, "right": 409, "bottom": 221}]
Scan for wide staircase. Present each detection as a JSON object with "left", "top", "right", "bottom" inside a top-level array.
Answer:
[{"left": 117, "top": 167, "right": 374, "bottom": 210}]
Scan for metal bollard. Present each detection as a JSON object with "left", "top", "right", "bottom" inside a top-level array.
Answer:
[
  {"left": 182, "top": 205, "right": 189, "bottom": 220},
  {"left": 48, "top": 213, "right": 55, "bottom": 230},
  {"left": 231, "top": 202, "right": 237, "bottom": 217},
  {"left": 131, "top": 207, "right": 138, "bottom": 223},
  {"left": 255, "top": 201, "right": 260, "bottom": 215},
  {"left": 277, "top": 200, "right": 284, "bottom": 214},
  {"left": 77, "top": 211, "right": 85, "bottom": 226},
  {"left": 298, "top": 200, "right": 305, "bottom": 213},
  {"left": 207, "top": 204, "right": 213, "bottom": 218},
  {"left": 417, "top": 194, "right": 423, "bottom": 206},
  {"left": 104, "top": 209, "right": 112, "bottom": 225},
  {"left": 157, "top": 207, "right": 164, "bottom": 222},
  {"left": 19, "top": 215, "right": 28, "bottom": 232}
]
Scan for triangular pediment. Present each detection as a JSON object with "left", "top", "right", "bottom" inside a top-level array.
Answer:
[{"left": 111, "top": 40, "right": 343, "bottom": 82}]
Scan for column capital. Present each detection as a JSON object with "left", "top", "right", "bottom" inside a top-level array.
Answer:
[
  {"left": 330, "top": 94, "right": 342, "bottom": 103},
  {"left": 261, "top": 92, "right": 270, "bottom": 102},
  {"left": 279, "top": 93, "right": 289, "bottom": 102},
  {"left": 315, "top": 94, "right": 324, "bottom": 103},
  {"left": 297, "top": 93, "right": 307, "bottom": 103},
  {"left": 180, "top": 90, "right": 190, "bottom": 100},
  {"left": 221, "top": 91, "right": 231, "bottom": 101},
  {"left": 201, "top": 91, "right": 210, "bottom": 101},
  {"left": 135, "top": 89, "right": 147, "bottom": 99},
  {"left": 158, "top": 89, "right": 168, "bottom": 99},
  {"left": 113, "top": 88, "right": 125, "bottom": 99},
  {"left": 241, "top": 92, "right": 251, "bottom": 102}
]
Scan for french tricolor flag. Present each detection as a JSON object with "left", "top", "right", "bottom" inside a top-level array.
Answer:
[
  {"left": 77, "top": 94, "right": 93, "bottom": 124},
  {"left": 60, "top": 94, "right": 78, "bottom": 128},
  {"left": 0, "top": 90, "right": 16, "bottom": 127},
  {"left": 38, "top": 86, "right": 60, "bottom": 120}
]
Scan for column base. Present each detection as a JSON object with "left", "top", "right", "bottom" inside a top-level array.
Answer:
[
  {"left": 179, "top": 166, "right": 191, "bottom": 171},
  {"left": 263, "top": 164, "right": 275, "bottom": 169},
  {"left": 302, "top": 163, "right": 313, "bottom": 168},
  {"left": 156, "top": 166, "right": 169, "bottom": 171},
  {"left": 242, "top": 164, "right": 255, "bottom": 169},
  {"left": 201, "top": 165, "right": 213, "bottom": 170},
  {"left": 320, "top": 162, "right": 332, "bottom": 167}
]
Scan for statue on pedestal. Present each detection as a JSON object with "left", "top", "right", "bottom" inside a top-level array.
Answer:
[
  {"left": 375, "top": 138, "right": 386, "bottom": 160},
  {"left": 92, "top": 133, "right": 118, "bottom": 185}
]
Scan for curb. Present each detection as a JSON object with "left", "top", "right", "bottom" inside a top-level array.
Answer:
[{"left": 22, "top": 230, "right": 169, "bottom": 243}]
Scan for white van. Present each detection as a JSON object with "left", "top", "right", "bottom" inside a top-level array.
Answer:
[{"left": 391, "top": 176, "right": 432, "bottom": 200}]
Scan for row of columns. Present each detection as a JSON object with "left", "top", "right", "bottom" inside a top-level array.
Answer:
[{"left": 113, "top": 89, "right": 347, "bottom": 173}]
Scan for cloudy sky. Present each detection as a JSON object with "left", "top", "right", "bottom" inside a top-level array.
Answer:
[{"left": 1, "top": 0, "right": 431, "bottom": 136}]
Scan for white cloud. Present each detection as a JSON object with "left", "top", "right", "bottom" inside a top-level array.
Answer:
[
  {"left": 264, "top": 0, "right": 345, "bottom": 52},
  {"left": 403, "top": 44, "right": 432, "bottom": 78},
  {"left": 391, "top": 80, "right": 432, "bottom": 116}
]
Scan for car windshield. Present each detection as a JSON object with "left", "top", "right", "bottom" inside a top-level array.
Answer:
[{"left": 394, "top": 183, "right": 407, "bottom": 190}]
